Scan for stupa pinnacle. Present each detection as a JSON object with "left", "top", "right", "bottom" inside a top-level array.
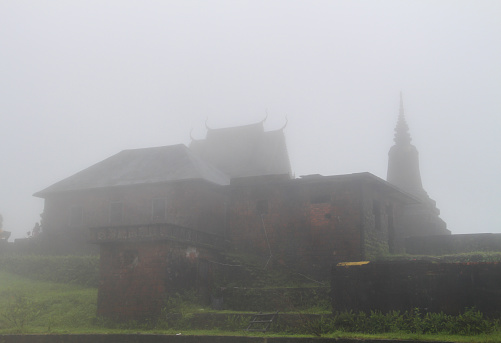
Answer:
[
  {"left": 393, "top": 93, "right": 412, "bottom": 145},
  {"left": 387, "top": 93, "right": 425, "bottom": 198}
]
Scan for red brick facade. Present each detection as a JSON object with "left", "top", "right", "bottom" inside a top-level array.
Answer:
[{"left": 226, "top": 174, "right": 411, "bottom": 277}]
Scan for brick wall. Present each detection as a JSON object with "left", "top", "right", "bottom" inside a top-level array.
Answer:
[
  {"left": 97, "top": 240, "right": 219, "bottom": 320},
  {"left": 227, "top": 175, "right": 412, "bottom": 278},
  {"left": 227, "top": 177, "right": 396, "bottom": 277}
]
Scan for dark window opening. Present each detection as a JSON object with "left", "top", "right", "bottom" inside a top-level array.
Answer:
[
  {"left": 311, "top": 194, "right": 330, "bottom": 204},
  {"left": 152, "top": 198, "right": 166, "bottom": 223},
  {"left": 256, "top": 200, "right": 268, "bottom": 214},
  {"left": 110, "top": 202, "right": 123, "bottom": 225}
]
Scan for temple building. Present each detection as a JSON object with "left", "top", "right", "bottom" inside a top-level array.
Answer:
[{"left": 32, "top": 97, "right": 450, "bottom": 318}]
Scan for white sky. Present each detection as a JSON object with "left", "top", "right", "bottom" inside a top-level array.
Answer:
[{"left": 1, "top": 1, "right": 500, "bottom": 239}]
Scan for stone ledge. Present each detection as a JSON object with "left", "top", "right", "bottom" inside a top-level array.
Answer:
[{"left": 88, "top": 224, "right": 226, "bottom": 250}]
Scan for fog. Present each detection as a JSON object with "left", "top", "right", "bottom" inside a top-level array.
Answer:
[{"left": 1, "top": 1, "right": 500, "bottom": 240}]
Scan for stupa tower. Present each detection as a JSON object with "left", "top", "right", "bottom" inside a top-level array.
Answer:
[
  {"left": 387, "top": 94, "right": 449, "bottom": 236},
  {"left": 387, "top": 93, "right": 427, "bottom": 200}
]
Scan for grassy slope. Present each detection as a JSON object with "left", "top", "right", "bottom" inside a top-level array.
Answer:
[{"left": 0, "top": 271, "right": 97, "bottom": 333}]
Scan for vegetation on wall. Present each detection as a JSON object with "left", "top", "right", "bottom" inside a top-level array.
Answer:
[
  {"left": 213, "top": 252, "right": 327, "bottom": 288},
  {"left": 209, "top": 252, "right": 330, "bottom": 312},
  {"left": 363, "top": 237, "right": 389, "bottom": 261}
]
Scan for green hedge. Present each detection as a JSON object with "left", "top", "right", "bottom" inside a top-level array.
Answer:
[
  {"left": 0, "top": 255, "right": 99, "bottom": 287},
  {"left": 284, "top": 308, "right": 500, "bottom": 336},
  {"left": 379, "top": 251, "right": 501, "bottom": 263}
]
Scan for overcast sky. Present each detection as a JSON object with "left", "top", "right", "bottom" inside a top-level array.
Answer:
[{"left": 1, "top": 1, "right": 500, "bottom": 240}]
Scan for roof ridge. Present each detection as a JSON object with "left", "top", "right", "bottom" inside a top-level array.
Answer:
[{"left": 34, "top": 144, "right": 230, "bottom": 197}]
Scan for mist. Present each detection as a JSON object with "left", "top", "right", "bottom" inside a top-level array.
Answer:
[{"left": 1, "top": 1, "right": 500, "bottom": 240}]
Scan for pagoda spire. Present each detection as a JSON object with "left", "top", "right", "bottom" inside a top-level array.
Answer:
[
  {"left": 387, "top": 94, "right": 424, "bottom": 195},
  {"left": 399, "top": 91, "right": 404, "bottom": 115},
  {"left": 393, "top": 92, "right": 412, "bottom": 145}
]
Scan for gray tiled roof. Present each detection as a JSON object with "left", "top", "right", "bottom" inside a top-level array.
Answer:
[{"left": 34, "top": 144, "right": 230, "bottom": 197}]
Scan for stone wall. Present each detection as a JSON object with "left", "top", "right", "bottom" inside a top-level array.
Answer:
[
  {"left": 219, "top": 287, "right": 330, "bottom": 311},
  {"left": 332, "top": 261, "right": 501, "bottom": 316}
]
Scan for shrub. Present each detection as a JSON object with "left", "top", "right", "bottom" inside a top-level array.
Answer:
[
  {"left": 1, "top": 291, "right": 41, "bottom": 332},
  {"left": 454, "top": 308, "right": 495, "bottom": 335},
  {"left": 285, "top": 308, "right": 499, "bottom": 336}
]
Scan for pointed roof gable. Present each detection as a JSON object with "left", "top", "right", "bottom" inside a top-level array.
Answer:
[
  {"left": 34, "top": 144, "right": 230, "bottom": 197},
  {"left": 189, "top": 121, "right": 292, "bottom": 179}
]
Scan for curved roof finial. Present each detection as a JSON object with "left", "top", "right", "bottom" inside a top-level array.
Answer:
[
  {"left": 189, "top": 128, "right": 197, "bottom": 142},
  {"left": 205, "top": 117, "right": 212, "bottom": 131},
  {"left": 279, "top": 115, "right": 288, "bottom": 131},
  {"left": 261, "top": 109, "right": 269, "bottom": 124}
]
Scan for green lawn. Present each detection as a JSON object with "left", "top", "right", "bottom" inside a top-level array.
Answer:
[{"left": 0, "top": 270, "right": 97, "bottom": 333}]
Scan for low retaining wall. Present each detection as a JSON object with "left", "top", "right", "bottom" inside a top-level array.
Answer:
[
  {"left": 216, "top": 287, "right": 329, "bottom": 311},
  {"left": 331, "top": 261, "right": 501, "bottom": 316},
  {"left": 187, "top": 312, "right": 326, "bottom": 331}
]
